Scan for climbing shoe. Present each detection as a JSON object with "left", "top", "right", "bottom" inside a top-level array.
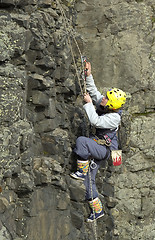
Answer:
[
  {"left": 70, "top": 160, "right": 89, "bottom": 181},
  {"left": 70, "top": 171, "right": 86, "bottom": 181},
  {"left": 86, "top": 209, "right": 104, "bottom": 222},
  {"left": 87, "top": 197, "right": 104, "bottom": 222}
]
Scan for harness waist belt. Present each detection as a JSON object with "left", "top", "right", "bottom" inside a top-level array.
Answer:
[{"left": 93, "top": 134, "right": 111, "bottom": 146}]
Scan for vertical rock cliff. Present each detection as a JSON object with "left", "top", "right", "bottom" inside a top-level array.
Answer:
[{"left": 0, "top": 0, "right": 154, "bottom": 239}]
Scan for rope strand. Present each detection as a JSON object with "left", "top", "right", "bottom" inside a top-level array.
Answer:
[
  {"left": 55, "top": 0, "right": 86, "bottom": 95},
  {"left": 55, "top": 1, "right": 98, "bottom": 239},
  {"left": 88, "top": 164, "right": 98, "bottom": 240}
]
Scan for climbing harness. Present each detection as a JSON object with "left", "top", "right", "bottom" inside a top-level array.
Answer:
[
  {"left": 93, "top": 135, "right": 123, "bottom": 166},
  {"left": 93, "top": 134, "right": 112, "bottom": 147}
]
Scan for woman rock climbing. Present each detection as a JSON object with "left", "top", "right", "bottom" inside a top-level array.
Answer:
[{"left": 70, "top": 62, "right": 126, "bottom": 222}]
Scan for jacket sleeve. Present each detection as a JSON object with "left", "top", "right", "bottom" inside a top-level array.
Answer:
[
  {"left": 83, "top": 102, "right": 121, "bottom": 129},
  {"left": 86, "top": 74, "right": 103, "bottom": 103}
]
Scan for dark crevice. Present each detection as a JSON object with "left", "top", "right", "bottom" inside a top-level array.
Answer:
[
  {"left": 15, "top": 189, "right": 33, "bottom": 198},
  {"left": 0, "top": 4, "right": 15, "bottom": 9}
]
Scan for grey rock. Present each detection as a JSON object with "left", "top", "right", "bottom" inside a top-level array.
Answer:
[
  {"left": 0, "top": 0, "right": 154, "bottom": 239},
  {"left": 32, "top": 90, "right": 49, "bottom": 106},
  {"left": 34, "top": 118, "right": 58, "bottom": 133}
]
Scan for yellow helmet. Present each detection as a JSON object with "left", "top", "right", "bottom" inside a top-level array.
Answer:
[{"left": 106, "top": 88, "right": 126, "bottom": 110}]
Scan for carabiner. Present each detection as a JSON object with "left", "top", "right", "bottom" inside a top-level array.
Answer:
[{"left": 90, "top": 159, "right": 97, "bottom": 170}]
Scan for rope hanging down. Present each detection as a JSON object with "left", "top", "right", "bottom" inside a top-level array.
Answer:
[
  {"left": 55, "top": 1, "right": 98, "bottom": 239},
  {"left": 89, "top": 162, "right": 98, "bottom": 240},
  {"left": 55, "top": 0, "right": 87, "bottom": 95}
]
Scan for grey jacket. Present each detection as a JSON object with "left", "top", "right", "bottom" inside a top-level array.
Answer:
[{"left": 83, "top": 74, "right": 121, "bottom": 130}]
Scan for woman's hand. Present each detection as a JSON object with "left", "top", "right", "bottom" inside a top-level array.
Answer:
[
  {"left": 85, "top": 62, "right": 91, "bottom": 76},
  {"left": 84, "top": 93, "right": 92, "bottom": 103}
]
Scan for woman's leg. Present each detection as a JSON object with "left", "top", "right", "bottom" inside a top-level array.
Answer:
[
  {"left": 71, "top": 136, "right": 109, "bottom": 181},
  {"left": 71, "top": 136, "right": 108, "bottom": 221},
  {"left": 70, "top": 159, "right": 90, "bottom": 180},
  {"left": 87, "top": 197, "right": 104, "bottom": 222},
  {"left": 84, "top": 159, "right": 105, "bottom": 222},
  {"left": 84, "top": 159, "right": 101, "bottom": 200},
  {"left": 74, "top": 136, "right": 108, "bottom": 160}
]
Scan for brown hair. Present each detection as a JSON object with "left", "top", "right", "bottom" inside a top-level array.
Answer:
[{"left": 97, "top": 105, "right": 119, "bottom": 115}]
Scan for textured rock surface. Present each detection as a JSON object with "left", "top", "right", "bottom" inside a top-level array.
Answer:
[
  {"left": 0, "top": 0, "right": 154, "bottom": 239},
  {"left": 75, "top": 0, "right": 155, "bottom": 239}
]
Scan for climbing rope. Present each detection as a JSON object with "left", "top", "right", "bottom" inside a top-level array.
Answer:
[
  {"left": 55, "top": 1, "right": 98, "bottom": 238},
  {"left": 89, "top": 160, "right": 98, "bottom": 240},
  {"left": 55, "top": 0, "right": 87, "bottom": 95}
]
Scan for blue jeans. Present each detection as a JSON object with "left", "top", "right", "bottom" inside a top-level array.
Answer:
[{"left": 74, "top": 136, "right": 110, "bottom": 200}]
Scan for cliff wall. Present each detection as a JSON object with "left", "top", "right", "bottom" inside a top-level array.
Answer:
[{"left": 0, "top": 0, "right": 154, "bottom": 239}]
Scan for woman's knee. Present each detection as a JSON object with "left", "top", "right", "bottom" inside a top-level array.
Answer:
[{"left": 76, "top": 136, "right": 87, "bottom": 146}]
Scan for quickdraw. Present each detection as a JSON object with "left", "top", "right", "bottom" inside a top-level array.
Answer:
[{"left": 81, "top": 55, "right": 88, "bottom": 94}]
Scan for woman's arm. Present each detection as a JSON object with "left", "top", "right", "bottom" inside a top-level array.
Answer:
[
  {"left": 85, "top": 62, "right": 103, "bottom": 103},
  {"left": 86, "top": 75, "right": 103, "bottom": 103},
  {"left": 83, "top": 102, "right": 121, "bottom": 129}
]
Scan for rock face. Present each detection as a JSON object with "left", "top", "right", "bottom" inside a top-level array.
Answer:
[{"left": 0, "top": 0, "right": 154, "bottom": 239}]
